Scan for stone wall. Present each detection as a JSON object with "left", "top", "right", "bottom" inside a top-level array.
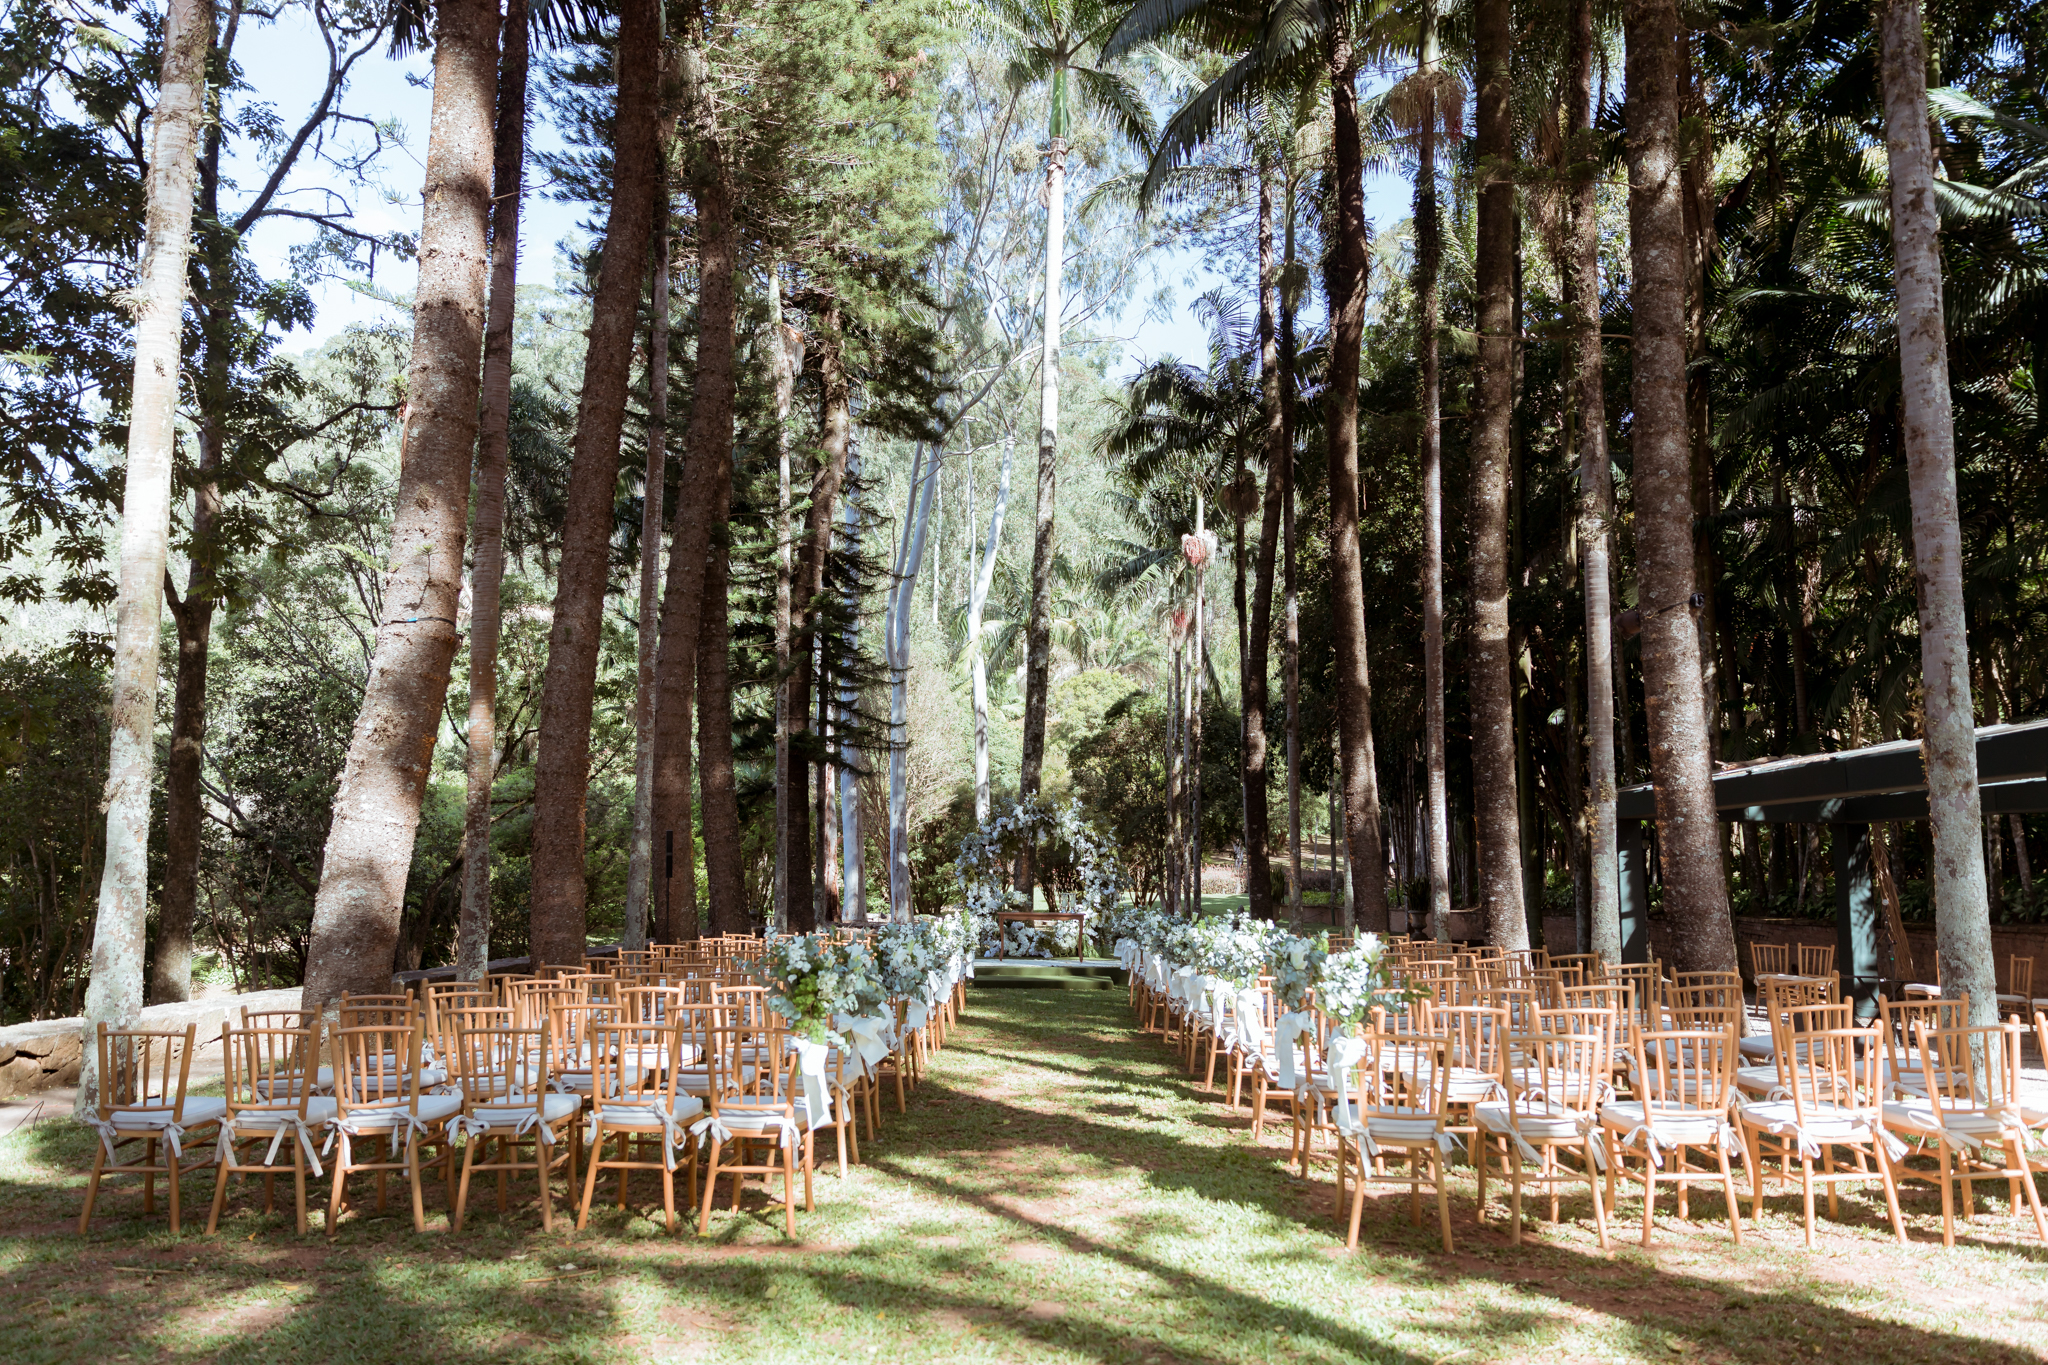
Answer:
[{"left": 0, "top": 988, "right": 300, "bottom": 1100}]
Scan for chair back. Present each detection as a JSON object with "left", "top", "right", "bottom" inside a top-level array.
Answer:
[
  {"left": 1750, "top": 943, "right": 1791, "bottom": 979},
  {"left": 1775, "top": 1007, "right": 1876, "bottom": 1117},
  {"left": 241, "top": 1007, "right": 317, "bottom": 1030},
  {"left": 1511, "top": 1030, "right": 1609, "bottom": 1117},
  {"left": 449, "top": 1019, "right": 541, "bottom": 1107},
  {"left": 1436, "top": 1004, "right": 1510, "bottom": 1075},
  {"left": 1533, "top": 1005, "right": 1616, "bottom": 1064},
  {"left": 1354, "top": 1027, "right": 1453, "bottom": 1129},
  {"left": 221, "top": 1022, "right": 320, "bottom": 1120},
  {"left": 590, "top": 1017, "right": 680, "bottom": 1114},
  {"left": 704, "top": 1008, "right": 792, "bottom": 1117},
  {"left": 94, "top": 1022, "right": 199, "bottom": 1124},
  {"left": 2002, "top": 955, "right": 2036, "bottom": 1002},
  {"left": 331, "top": 1021, "right": 424, "bottom": 1115},
  {"left": 336, "top": 994, "right": 417, "bottom": 1031},
  {"left": 504, "top": 979, "right": 577, "bottom": 1028},
  {"left": 1665, "top": 977, "right": 1743, "bottom": 1032},
  {"left": 1796, "top": 943, "right": 1835, "bottom": 978},
  {"left": 1913, "top": 1020, "right": 2027, "bottom": 1116},
  {"left": 1633, "top": 1027, "right": 1739, "bottom": 1117}
]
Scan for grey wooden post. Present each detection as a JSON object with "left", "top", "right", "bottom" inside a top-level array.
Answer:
[
  {"left": 1830, "top": 822, "right": 1881, "bottom": 1020},
  {"left": 1619, "top": 820, "right": 1651, "bottom": 964}
]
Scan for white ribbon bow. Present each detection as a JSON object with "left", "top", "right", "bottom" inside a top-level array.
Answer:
[
  {"left": 217, "top": 1115, "right": 326, "bottom": 1178},
  {"left": 1273, "top": 1011, "right": 1314, "bottom": 1091},
  {"left": 793, "top": 1039, "right": 833, "bottom": 1132},
  {"left": 84, "top": 1116, "right": 186, "bottom": 1164}
]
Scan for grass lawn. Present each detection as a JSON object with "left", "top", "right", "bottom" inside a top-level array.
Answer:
[{"left": 5, "top": 987, "right": 2046, "bottom": 1363}]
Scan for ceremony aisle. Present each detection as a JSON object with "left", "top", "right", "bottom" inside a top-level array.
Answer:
[{"left": 3, "top": 989, "right": 2044, "bottom": 1364}]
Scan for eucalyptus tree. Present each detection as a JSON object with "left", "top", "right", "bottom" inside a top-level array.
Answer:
[
  {"left": 974, "top": 0, "right": 1155, "bottom": 816},
  {"left": 77, "top": 0, "right": 208, "bottom": 1106},
  {"left": 301, "top": 0, "right": 501, "bottom": 1009}
]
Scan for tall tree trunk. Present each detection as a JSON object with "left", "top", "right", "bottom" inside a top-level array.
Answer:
[
  {"left": 786, "top": 310, "right": 854, "bottom": 934},
  {"left": 769, "top": 266, "right": 802, "bottom": 933},
  {"left": 697, "top": 431, "right": 743, "bottom": 933},
  {"left": 1244, "top": 164, "right": 1280, "bottom": 922},
  {"left": 1567, "top": 0, "right": 1621, "bottom": 964},
  {"left": 1020, "top": 97, "right": 1067, "bottom": 807},
  {"left": 524, "top": 0, "right": 663, "bottom": 967},
  {"left": 888, "top": 445, "right": 941, "bottom": 921},
  {"left": 1324, "top": 11, "right": 1387, "bottom": 933},
  {"left": 1415, "top": 6, "right": 1452, "bottom": 943},
  {"left": 969, "top": 433, "right": 1016, "bottom": 821},
  {"left": 838, "top": 445, "right": 867, "bottom": 921},
  {"left": 1624, "top": 0, "right": 1735, "bottom": 974},
  {"left": 647, "top": 37, "right": 740, "bottom": 943},
  {"left": 1471, "top": 0, "right": 1528, "bottom": 951},
  {"left": 457, "top": 0, "right": 528, "bottom": 979},
  {"left": 1879, "top": 0, "right": 1993, "bottom": 1022},
  {"left": 300, "top": 0, "right": 494, "bottom": 1012},
  {"left": 79, "top": 0, "right": 209, "bottom": 1108},
  {"left": 1281, "top": 183, "right": 1302, "bottom": 926},
  {"left": 623, "top": 191, "right": 669, "bottom": 952}
]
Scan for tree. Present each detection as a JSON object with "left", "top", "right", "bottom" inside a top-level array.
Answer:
[
  {"left": 299, "top": 0, "right": 498, "bottom": 1010},
  {"left": 1877, "top": 0, "right": 1994, "bottom": 1020},
  {"left": 976, "top": 0, "right": 1153, "bottom": 815},
  {"left": 76, "top": 0, "right": 208, "bottom": 1109},
  {"left": 1564, "top": 0, "right": 1620, "bottom": 962},
  {"left": 459, "top": 0, "right": 534, "bottom": 981},
  {"left": 526, "top": 0, "right": 663, "bottom": 967},
  {"left": 1323, "top": 4, "right": 1386, "bottom": 932},
  {"left": 1622, "top": 0, "right": 1734, "bottom": 974}
]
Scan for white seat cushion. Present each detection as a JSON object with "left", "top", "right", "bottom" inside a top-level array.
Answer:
[
  {"left": 1476, "top": 1100, "right": 1598, "bottom": 1145},
  {"left": 1737, "top": 1035, "right": 1775, "bottom": 1063},
  {"left": 227, "top": 1096, "right": 339, "bottom": 1129},
  {"left": 594, "top": 1094, "right": 703, "bottom": 1127},
  {"left": 1599, "top": 1101, "right": 1732, "bottom": 1147},
  {"left": 1736, "top": 1099, "right": 1879, "bottom": 1143},
  {"left": 108, "top": 1096, "right": 227, "bottom": 1130},
  {"left": 335, "top": 1093, "right": 462, "bottom": 1128},
  {"left": 469, "top": 1093, "right": 581, "bottom": 1127}
]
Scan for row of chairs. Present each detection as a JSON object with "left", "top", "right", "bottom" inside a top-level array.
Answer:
[
  {"left": 78, "top": 962, "right": 965, "bottom": 1239},
  {"left": 1136, "top": 937, "right": 2048, "bottom": 1255}
]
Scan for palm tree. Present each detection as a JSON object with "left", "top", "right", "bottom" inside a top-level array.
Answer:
[
  {"left": 301, "top": 0, "right": 502, "bottom": 1010},
  {"left": 78, "top": 0, "right": 210, "bottom": 1109},
  {"left": 1621, "top": 0, "right": 1735, "bottom": 974},
  {"left": 1877, "top": 0, "right": 1994, "bottom": 1021},
  {"left": 976, "top": 0, "right": 1154, "bottom": 813}
]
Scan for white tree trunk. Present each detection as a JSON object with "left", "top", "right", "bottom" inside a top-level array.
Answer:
[
  {"left": 886, "top": 444, "right": 941, "bottom": 921},
  {"left": 1879, "top": 0, "right": 1993, "bottom": 1024},
  {"left": 1019, "top": 133, "right": 1066, "bottom": 802},
  {"left": 838, "top": 445, "right": 865, "bottom": 920},
  {"left": 78, "top": 0, "right": 209, "bottom": 1115},
  {"left": 623, "top": 201, "right": 670, "bottom": 951},
  {"left": 968, "top": 432, "right": 1016, "bottom": 821}
]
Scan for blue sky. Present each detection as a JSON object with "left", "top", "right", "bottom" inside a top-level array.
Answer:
[{"left": 229, "top": 9, "right": 1415, "bottom": 373}]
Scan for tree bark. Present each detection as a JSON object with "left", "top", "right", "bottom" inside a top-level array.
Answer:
[
  {"left": 1568, "top": 0, "right": 1621, "bottom": 964},
  {"left": 1415, "top": 6, "right": 1452, "bottom": 944},
  {"left": 1020, "top": 129, "right": 1066, "bottom": 806},
  {"left": 648, "top": 135, "right": 739, "bottom": 943},
  {"left": 623, "top": 186, "right": 669, "bottom": 953},
  {"left": 1625, "top": 0, "right": 1736, "bottom": 974},
  {"left": 1470, "top": 0, "right": 1527, "bottom": 951},
  {"left": 457, "top": 0, "right": 528, "bottom": 980},
  {"left": 1324, "top": 13, "right": 1387, "bottom": 933},
  {"left": 786, "top": 310, "right": 853, "bottom": 933},
  {"left": 1281, "top": 186, "right": 1302, "bottom": 926},
  {"left": 1244, "top": 164, "right": 1280, "bottom": 922},
  {"left": 80, "top": 0, "right": 209, "bottom": 1108},
  {"left": 969, "top": 432, "right": 1015, "bottom": 822},
  {"left": 525, "top": 0, "right": 663, "bottom": 967},
  {"left": 769, "top": 266, "right": 802, "bottom": 933},
  {"left": 697, "top": 428, "right": 743, "bottom": 934},
  {"left": 887, "top": 445, "right": 941, "bottom": 921},
  {"left": 1878, "top": 0, "right": 1993, "bottom": 1022},
  {"left": 301, "top": 0, "right": 495, "bottom": 1012}
]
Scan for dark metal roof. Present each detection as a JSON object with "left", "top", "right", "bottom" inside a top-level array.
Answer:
[{"left": 1615, "top": 718, "right": 2048, "bottom": 822}]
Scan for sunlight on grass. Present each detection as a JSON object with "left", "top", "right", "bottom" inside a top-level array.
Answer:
[{"left": 5, "top": 989, "right": 2048, "bottom": 1363}]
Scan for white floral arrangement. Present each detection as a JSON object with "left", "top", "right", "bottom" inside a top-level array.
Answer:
[
  {"left": 1314, "top": 935, "right": 1393, "bottom": 1027},
  {"left": 1003, "top": 922, "right": 1056, "bottom": 959},
  {"left": 954, "top": 795, "right": 1128, "bottom": 956},
  {"left": 1185, "top": 917, "right": 1267, "bottom": 990},
  {"left": 875, "top": 921, "right": 939, "bottom": 1000},
  {"left": 1272, "top": 933, "right": 1329, "bottom": 1010},
  {"left": 744, "top": 932, "right": 878, "bottom": 1043}
]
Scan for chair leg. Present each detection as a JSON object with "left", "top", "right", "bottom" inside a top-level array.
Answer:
[
  {"left": 2011, "top": 1140, "right": 2048, "bottom": 1242},
  {"left": 1876, "top": 1143, "right": 1908, "bottom": 1246},
  {"left": 696, "top": 1138, "right": 722, "bottom": 1236},
  {"left": 457, "top": 1139, "right": 479, "bottom": 1233},
  {"left": 407, "top": 1140, "right": 427, "bottom": 1234},
  {"left": 327, "top": 1150, "right": 348, "bottom": 1240},
  {"left": 1587, "top": 1139, "right": 1609, "bottom": 1251},
  {"left": 1435, "top": 1152, "right": 1454, "bottom": 1254},
  {"left": 782, "top": 1141, "right": 797, "bottom": 1239},
  {"left": 1800, "top": 1152, "right": 1816, "bottom": 1248},
  {"left": 166, "top": 1138, "right": 182, "bottom": 1237},
  {"left": 1718, "top": 1143, "right": 1743, "bottom": 1247},
  {"left": 1939, "top": 1142, "right": 1956, "bottom": 1249},
  {"left": 661, "top": 1152, "right": 676, "bottom": 1233},
  {"left": 78, "top": 1143, "right": 107, "bottom": 1235},
  {"left": 536, "top": 1136, "right": 554, "bottom": 1234},
  {"left": 207, "top": 1147, "right": 234, "bottom": 1235},
  {"left": 1508, "top": 1146, "right": 1523, "bottom": 1245},
  {"left": 294, "top": 1144, "right": 310, "bottom": 1237}
]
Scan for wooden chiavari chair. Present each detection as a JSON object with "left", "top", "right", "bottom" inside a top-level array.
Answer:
[
  {"left": 77, "top": 1023, "right": 223, "bottom": 1236},
  {"left": 325, "top": 1018, "right": 459, "bottom": 1236},
  {"left": 1475, "top": 1029, "right": 1611, "bottom": 1248},
  {"left": 445, "top": 1016, "right": 580, "bottom": 1231},
  {"left": 207, "top": 1021, "right": 328, "bottom": 1234},
  {"left": 1600, "top": 1027, "right": 1745, "bottom": 1247}
]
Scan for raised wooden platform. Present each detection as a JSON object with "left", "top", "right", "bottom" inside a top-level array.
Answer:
[{"left": 972, "top": 958, "right": 1128, "bottom": 990}]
